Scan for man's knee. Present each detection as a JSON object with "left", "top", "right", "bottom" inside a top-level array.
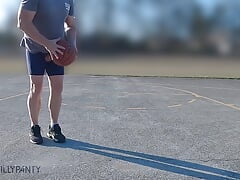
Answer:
[
  {"left": 49, "top": 76, "right": 64, "bottom": 95},
  {"left": 29, "top": 82, "right": 42, "bottom": 97},
  {"left": 29, "top": 76, "right": 43, "bottom": 98},
  {"left": 51, "top": 83, "right": 63, "bottom": 95}
]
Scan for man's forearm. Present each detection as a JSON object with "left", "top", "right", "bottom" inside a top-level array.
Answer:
[
  {"left": 65, "top": 27, "right": 77, "bottom": 48},
  {"left": 20, "top": 22, "right": 49, "bottom": 47}
]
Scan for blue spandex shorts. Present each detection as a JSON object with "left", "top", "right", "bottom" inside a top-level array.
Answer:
[{"left": 25, "top": 50, "right": 64, "bottom": 76}]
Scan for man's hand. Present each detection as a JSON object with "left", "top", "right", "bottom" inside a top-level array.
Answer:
[{"left": 44, "top": 38, "right": 65, "bottom": 60}]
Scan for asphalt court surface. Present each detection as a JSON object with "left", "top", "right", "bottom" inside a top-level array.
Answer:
[{"left": 0, "top": 75, "right": 240, "bottom": 179}]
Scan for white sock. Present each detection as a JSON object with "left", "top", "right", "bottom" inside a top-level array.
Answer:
[
  {"left": 31, "top": 122, "right": 38, "bottom": 127},
  {"left": 50, "top": 122, "right": 58, "bottom": 128}
]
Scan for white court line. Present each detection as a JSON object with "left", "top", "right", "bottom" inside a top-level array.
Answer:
[
  {"left": 173, "top": 93, "right": 189, "bottom": 96},
  {"left": 127, "top": 107, "right": 147, "bottom": 110},
  {"left": 0, "top": 92, "right": 28, "bottom": 102},
  {"left": 188, "top": 99, "right": 197, "bottom": 104},
  {"left": 0, "top": 86, "right": 49, "bottom": 102}
]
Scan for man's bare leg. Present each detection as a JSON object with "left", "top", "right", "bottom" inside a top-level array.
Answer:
[
  {"left": 27, "top": 75, "right": 44, "bottom": 126},
  {"left": 28, "top": 75, "right": 44, "bottom": 144},
  {"left": 47, "top": 75, "right": 64, "bottom": 125},
  {"left": 47, "top": 75, "right": 65, "bottom": 143}
]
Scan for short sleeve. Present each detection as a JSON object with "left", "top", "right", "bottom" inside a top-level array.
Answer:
[
  {"left": 21, "top": 0, "right": 39, "bottom": 12},
  {"left": 69, "top": 0, "right": 74, "bottom": 16}
]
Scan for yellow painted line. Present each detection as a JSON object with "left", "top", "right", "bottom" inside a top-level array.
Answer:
[
  {"left": 0, "top": 92, "right": 28, "bottom": 102},
  {"left": 188, "top": 99, "right": 197, "bottom": 104},
  {"left": 200, "top": 97, "right": 240, "bottom": 111},
  {"left": 157, "top": 85, "right": 240, "bottom": 111},
  {"left": 127, "top": 107, "right": 147, "bottom": 110},
  {"left": 226, "top": 104, "right": 236, "bottom": 106},
  {"left": 144, "top": 83, "right": 240, "bottom": 91},
  {"left": 168, "top": 104, "right": 182, "bottom": 108}
]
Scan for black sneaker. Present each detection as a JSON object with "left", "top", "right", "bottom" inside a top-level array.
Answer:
[
  {"left": 29, "top": 125, "right": 43, "bottom": 144},
  {"left": 47, "top": 124, "right": 66, "bottom": 143}
]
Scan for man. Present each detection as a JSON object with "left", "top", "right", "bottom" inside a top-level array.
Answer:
[{"left": 17, "top": 0, "right": 77, "bottom": 144}]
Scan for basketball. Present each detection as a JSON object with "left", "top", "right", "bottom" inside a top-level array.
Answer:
[{"left": 45, "top": 39, "right": 77, "bottom": 66}]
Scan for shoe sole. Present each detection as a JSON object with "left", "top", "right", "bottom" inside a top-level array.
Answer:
[
  {"left": 30, "top": 139, "right": 43, "bottom": 145},
  {"left": 47, "top": 133, "right": 65, "bottom": 143},
  {"left": 29, "top": 134, "right": 43, "bottom": 144}
]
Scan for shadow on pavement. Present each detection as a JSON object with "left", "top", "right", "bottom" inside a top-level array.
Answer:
[{"left": 42, "top": 137, "right": 240, "bottom": 180}]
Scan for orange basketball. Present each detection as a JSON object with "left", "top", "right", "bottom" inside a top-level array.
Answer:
[{"left": 45, "top": 39, "right": 76, "bottom": 66}]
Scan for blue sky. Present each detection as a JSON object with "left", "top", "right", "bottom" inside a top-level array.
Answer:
[
  {"left": 0, "top": 0, "right": 18, "bottom": 30},
  {"left": 196, "top": 0, "right": 219, "bottom": 15}
]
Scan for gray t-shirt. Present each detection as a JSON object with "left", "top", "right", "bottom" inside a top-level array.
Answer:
[{"left": 20, "top": 0, "right": 74, "bottom": 53}]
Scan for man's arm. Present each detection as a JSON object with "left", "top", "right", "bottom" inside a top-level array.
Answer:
[
  {"left": 17, "top": 7, "right": 64, "bottom": 59},
  {"left": 65, "top": 16, "right": 77, "bottom": 50}
]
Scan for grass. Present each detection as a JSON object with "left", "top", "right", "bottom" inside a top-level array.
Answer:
[{"left": 1, "top": 55, "right": 240, "bottom": 79}]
